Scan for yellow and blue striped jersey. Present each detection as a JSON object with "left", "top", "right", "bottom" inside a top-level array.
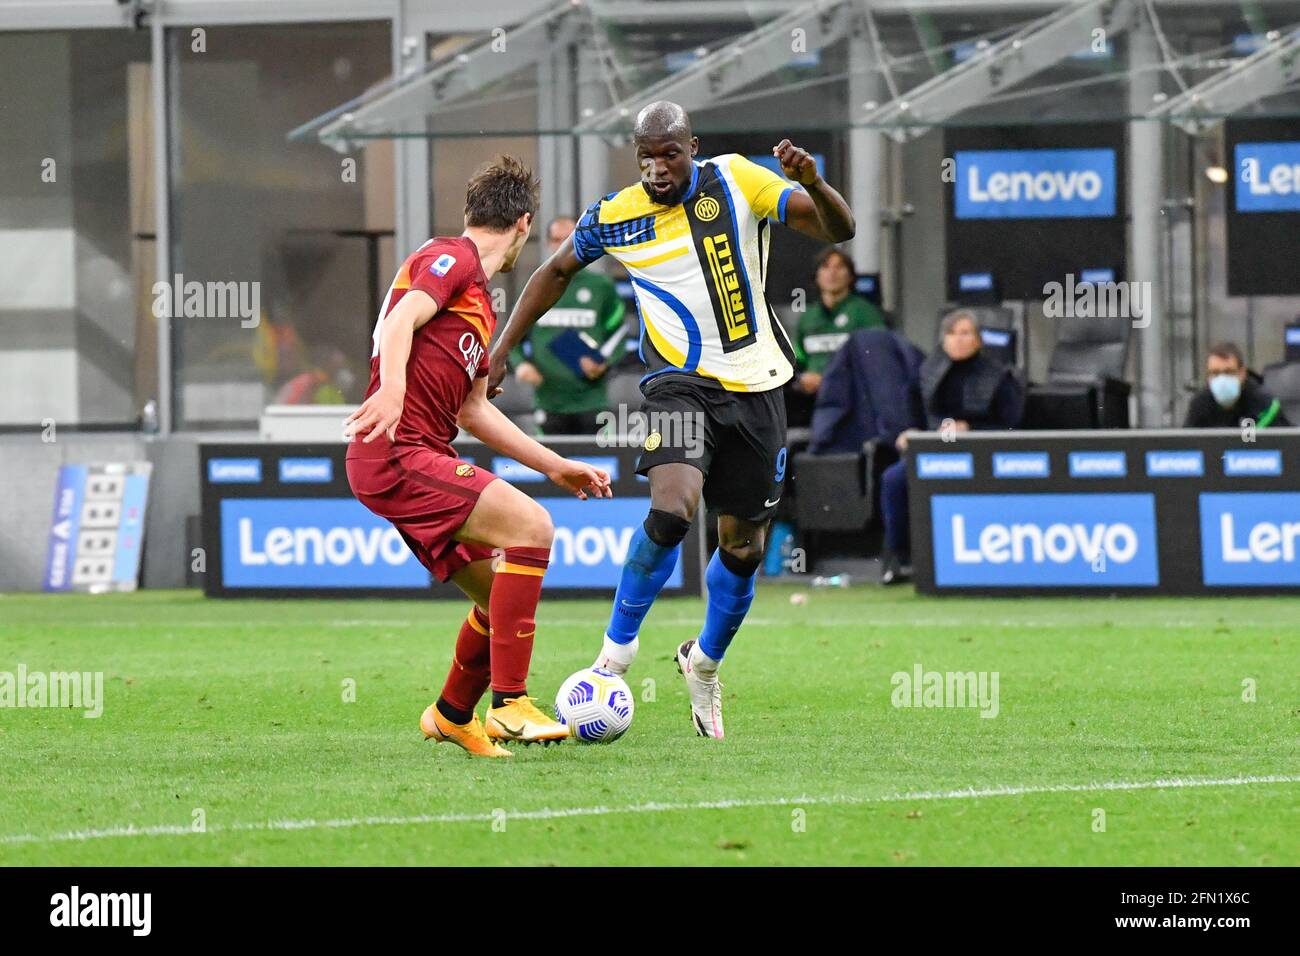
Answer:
[{"left": 573, "top": 154, "right": 798, "bottom": 393}]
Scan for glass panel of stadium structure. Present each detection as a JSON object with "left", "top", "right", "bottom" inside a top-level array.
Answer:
[{"left": 2, "top": 0, "right": 1299, "bottom": 432}]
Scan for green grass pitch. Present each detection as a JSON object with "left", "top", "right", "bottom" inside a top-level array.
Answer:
[{"left": 1, "top": 586, "right": 1296, "bottom": 866}]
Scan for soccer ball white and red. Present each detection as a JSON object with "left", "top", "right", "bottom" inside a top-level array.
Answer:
[{"left": 554, "top": 667, "right": 634, "bottom": 743}]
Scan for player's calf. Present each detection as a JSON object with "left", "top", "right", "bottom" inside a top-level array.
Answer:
[
  {"left": 595, "top": 506, "right": 691, "bottom": 676},
  {"left": 456, "top": 483, "right": 558, "bottom": 726},
  {"left": 697, "top": 544, "right": 760, "bottom": 664}
]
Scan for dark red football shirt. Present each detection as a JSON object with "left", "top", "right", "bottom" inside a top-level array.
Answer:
[{"left": 348, "top": 236, "right": 495, "bottom": 458}]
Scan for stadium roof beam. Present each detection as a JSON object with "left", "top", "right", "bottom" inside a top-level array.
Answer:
[
  {"left": 860, "top": 0, "right": 1136, "bottom": 142},
  {"left": 580, "top": 0, "right": 1287, "bottom": 20},
  {"left": 1145, "top": 28, "right": 1300, "bottom": 134},
  {"left": 573, "top": 0, "right": 862, "bottom": 140},
  {"left": 302, "top": 0, "right": 583, "bottom": 153}
]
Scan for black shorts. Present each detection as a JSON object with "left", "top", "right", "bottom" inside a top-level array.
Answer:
[{"left": 635, "top": 375, "right": 788, "bottom": 523}]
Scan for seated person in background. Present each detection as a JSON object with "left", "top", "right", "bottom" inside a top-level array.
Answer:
[
  {"left": 1184, "top": 341, "right": 1290, "bottom": 429},
  {"left": 511, "top": 215, "right": 627, "bottom": 435},
  {"left": 793, "top": 246, "right": 885, "bottom": 395},
  {"left": 879, "top": 310, "right": 1024, "bottom": 585},
  {"left": 275, "top": 344, "right": 355, "bottom": 405}
]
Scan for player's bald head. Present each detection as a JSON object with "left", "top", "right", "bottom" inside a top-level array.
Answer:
[
  {"left": 632, "top": 101, "right": 698, "bottom": 205},
  {"left": 633, "top": 101, "right": 692, "bottom": 146}
]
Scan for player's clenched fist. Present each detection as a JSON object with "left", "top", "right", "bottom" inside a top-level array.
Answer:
[
  {"left": 548, "top": 459, "right": 613, "bottom": 500},
  {"left": 773, "top": 138, "right": 819, "bottom": 186},
  {"left": 344, "top": 382, "right": 404, "bottom": 443}
]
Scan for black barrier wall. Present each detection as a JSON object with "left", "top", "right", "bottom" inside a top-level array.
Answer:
[
  {"left": 199, "top": 439, "right": 704, "bottom": 599},
  {"left": 908, "top": 429, "right": 1300, "bottom": 596}
]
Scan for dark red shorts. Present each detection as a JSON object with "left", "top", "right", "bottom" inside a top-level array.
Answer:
[{"left": 346, "top": 439, "right": 499, "bottom": 582}]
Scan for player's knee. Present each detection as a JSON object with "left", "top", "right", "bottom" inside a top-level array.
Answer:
[
  {"left": 643, "top": 508, "right": 691, "bottom": 548},
  {"left": 718, "top": 542, "right": 763, "bottom": 576},
  {"left": 514, "top": 500, "right": 554, "bottom": 548}
]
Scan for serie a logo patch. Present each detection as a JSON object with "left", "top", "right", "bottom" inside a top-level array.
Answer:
[{"left": 455, "top": 463, "right": 476, "bottom": 477}]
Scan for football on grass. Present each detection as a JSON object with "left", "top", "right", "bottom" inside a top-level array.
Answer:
[{"left": 555, "top": 667, "right": 634, "bottom": 743}]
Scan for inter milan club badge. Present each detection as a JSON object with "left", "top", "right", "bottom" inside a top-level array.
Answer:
[
  {"left": 644, "top": 431, "right": 662, "bottom": 452},
  {"left": 694, "top": 195, "right": 720, "bottom": 221},
  {"left": 455, "top": 463, "right": 475, "bottom": 477}
]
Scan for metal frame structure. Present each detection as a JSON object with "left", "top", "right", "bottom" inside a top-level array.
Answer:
[
  {"left": 0, "top": 0, "right": 399, "bottom": 31},
  {"left": 309, "top": 0, "right": 584, "bottom": 154},
  {"left": 1147, "top": 27, "right": 1300, "bottom": 134},
  {"left": 574, "top": 1, "right": 863, "bottom": 137},
  {"left": 861, "top": 0, "right": 1135, "bottom": 141},
  {"left": 4, "top": 0, "right": 1300, "bottom": 434},
  {"left": 0, "top": 0, "right": 407, "bottom": 435}
]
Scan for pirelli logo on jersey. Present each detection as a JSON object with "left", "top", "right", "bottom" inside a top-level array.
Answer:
[
  {"left": 703, "top": 234, "right": 749, "bottom": 344},
  {"left": 688, "top": 165, "right": 757, "bottom": 353}
]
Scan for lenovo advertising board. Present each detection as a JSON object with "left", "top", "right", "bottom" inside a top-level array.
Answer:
[
  {"left": 200, "top": 440, "right": 701, "bottom": 598},
  {"left": 909, "top": 429, "right": 1300, "bottom": 595}
]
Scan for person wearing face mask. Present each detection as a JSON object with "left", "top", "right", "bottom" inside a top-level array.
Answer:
[{"left": 1184, "top": 342, "right": 1290, "bottom": 429}]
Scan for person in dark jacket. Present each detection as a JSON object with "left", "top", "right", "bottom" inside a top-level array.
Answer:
[
  {"left": 807, "top": 328, "right": 925, "bottom": 455},
  {"left": 1183, "top": 341, "right": 1290, "bottom": 429},
  {"left": 879, "top": 310, "right": 1023, "bottom": 584}
]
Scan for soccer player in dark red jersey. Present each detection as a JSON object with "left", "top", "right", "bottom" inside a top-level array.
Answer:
[{"left": 345, "top": 156, "right": 612, "bottom": 758}]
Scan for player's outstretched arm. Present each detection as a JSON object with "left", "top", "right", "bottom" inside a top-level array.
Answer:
[
  {"left": 457, "top": 376, "right": 612, "bottom": 500},
  {"left": 344, "top": 289, "right": 439, "bottom": 443},
  {"left": 487, "top": 236, "right": 585, "bottom": 396},
  {"left": 772, "top": 138, "right": 856, "bottom": 244}
]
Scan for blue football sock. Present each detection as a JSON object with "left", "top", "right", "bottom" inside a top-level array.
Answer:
[
  {"left": 697, "top": 550, "right": 757, "bottom": 663},
  {"left": 606, "top": 525, "right": 680, "bottom": 644}
]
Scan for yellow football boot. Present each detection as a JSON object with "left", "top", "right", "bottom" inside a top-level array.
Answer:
[
  {"left": 485, "top": 695, "right": 570, "bottom": 746},
  {"left": 420, "top": 704, "right": 512, "bottom": 758}
]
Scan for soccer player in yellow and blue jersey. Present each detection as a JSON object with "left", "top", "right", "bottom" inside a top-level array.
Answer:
[{"left": 489, "top": 102, "right": 854, "bottom": 738}]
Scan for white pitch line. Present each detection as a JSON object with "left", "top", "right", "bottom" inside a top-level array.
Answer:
[
  {"left": 36, "top": 617, "right": 1291, "bottom": 632},
  {"left": 2, "top": 774, "right": 1296, "bottom": 847}
]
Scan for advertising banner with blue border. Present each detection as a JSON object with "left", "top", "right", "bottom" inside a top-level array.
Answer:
[
  {"left": 945, "top": 124, "right": 1127, "bottom": 302},
  {"left": 221, "top": 497, "right": 429, "bottom": 589},
  {"left": 1199, "top": 492, "right": 1300, "bottom": 586},
  {"left": 930, "top": 493, "right": 1159, "bottom": 588},
  {"left": 955, "top": 148, "right": 1117, "bottom": 219},
  {"left": 908, "top": 430, "right": 1300, "bottom": 595},
  {"left": 1234, "top": 141, "right": 1300, "bottom": 212},
  {"left": 1225, "top": 119, "right": 1300, "bottom": 296},
  {"left": 200, "top": 441, "right": 701, "bottom": 598}
]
